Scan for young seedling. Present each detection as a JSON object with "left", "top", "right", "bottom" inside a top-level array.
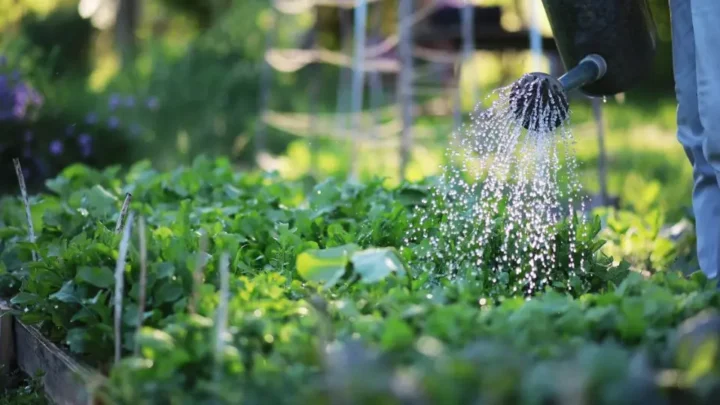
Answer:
[
  {"left": 115, "top": 193, "right": 133, "bottom": 233},
  {"left": 12, "top": 158, "right": 37, "bottom": 261},
  {"left": 115, "top": 211, "right": 135, "bottom": 364},
  {"left": 134, "top": 216, "right": 148, "bottom": 356}
]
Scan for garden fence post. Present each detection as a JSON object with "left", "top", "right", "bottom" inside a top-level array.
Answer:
[{"left": 398, "top": 0, "right": 414, "bottom": 181}]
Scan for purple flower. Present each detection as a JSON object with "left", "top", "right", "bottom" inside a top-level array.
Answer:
[
  {"left": 6, "top": 83, "right": 43, "bottom": 119},
  {"left": 12, "top": 98, "right": 27, "bottom": 118},
  {"left": 78, "top": 133, "right": 91, "bottom": 146},
  {"left": 146, "top": 97, "right": 159, "bottom": 110},
  {"left": 29, "top": 89, "right": 42, "bottom": 105},
  {"left": 23, "top": 131, "right": 33, "bottom": 142},
  {"left": 49, "top": 140, "right": 64, "bottom": 156},
  {"left": 0, "top": 55, "right": 6, "bottom": 67},
  {"left": 109, "top": 93, "right": 121, "bottom": 110},
  {"left": 22, "top": 167, "right": 30, "bottom": 180},
  {"left": 108, "top": 116, "right": 120, "bottom": 129},
  {"left": 78, "top": 133, "right": 92, "bottom": 157},
  {"left": 0, "top": 75, "right": 42, "bottom": 121},
  {"left": 22, "top": 146, "right": 31, "bottom": 158},
  {"left": 85, "top": 112, "right": 98, "bottom": 124},
  {"left": 11, "top": 70, "right": 21, "bottom": 82}
]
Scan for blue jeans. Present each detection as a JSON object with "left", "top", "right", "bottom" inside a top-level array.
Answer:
[{"left": 670, "top": 0, "right": 720, "bottom": 280}]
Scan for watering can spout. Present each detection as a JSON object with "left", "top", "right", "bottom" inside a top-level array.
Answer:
[
  {"left": 540, "top": 0, "right": 657, "bottom": 97},
  {"left": 510, "top": 54, "right": 607, "bottom": 131},
  {"left": 510, "top": 0, "right": 657, "bottom": 131}
]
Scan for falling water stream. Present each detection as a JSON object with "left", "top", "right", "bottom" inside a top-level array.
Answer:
[{"left": 406, "top": 74, "right": 589, "bottom": 296}]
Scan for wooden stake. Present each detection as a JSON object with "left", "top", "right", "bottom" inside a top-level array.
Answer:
[
  {"left": 256, "top": 14, "right": 277, "bottom": 164},
  {"left": 189, "top": 230, "right": 208, "bottom": 315},
  {"left": 214, "top": 252, "right": 230, "bottom": 382},
  {"left": 349, "top": 0, "right": 369, "bottom": 180},
  {"left": 134, "top": 216, "right": 147, "bottom": 356},
  {"left": 12, "top": 158, "right": 37, "bottom": 261},
  {"left": 115, "top": 193, "right": 132, "bottom": 233},
  {"left": 114, "top": 211, "right": 134, "bottom": 364},
  {"left": 592, "top": 97, "right": 608, "bottom": 206},
  {"left": 398, "top": 0, "right": 414, "bottom": 182}
]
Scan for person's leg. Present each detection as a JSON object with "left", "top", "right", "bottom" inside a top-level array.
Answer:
[
  {"left": 693, "top": 0, "right": 720, "bottom": 178},
  {"left": 670, "top": 0, "right": 720, "bottom": 280},
  {"left": 691, "top": 0, "right": 720, "bottom": 280}
]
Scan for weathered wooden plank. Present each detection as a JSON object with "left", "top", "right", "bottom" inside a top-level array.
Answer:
[
  {"left": 13, "top": 321, "right": 104, "bottom": 405},
  {"left": 0, "top": 301, "right": 17, "bottom": 387},
  {"left": 2, "top": 299, "right": 108, "bottom": 403}
]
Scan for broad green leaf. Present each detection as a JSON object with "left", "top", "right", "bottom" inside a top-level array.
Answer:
[
  {"left": 123, "top": 303, "right": 154, "bottom": 327},
  {"left": 19, "top": 311, "right": 47, "bottom": 324},
  {"left": 153, "top": 262, "right": 176, "bottom": 279},
  {"left": 351, "top": 248, "right": 407, "bottom": 284},
  {"left": 30, "top": 197, "right": 60, "bottom": 235},
  {"left": 381, "top": 317, "right": 414, "bottom": 351},
  {"left": 76, "top": 266, "right": 115, "bottom": 288},
  {"left": 617, "top": 298, "right": 647, "bottom": 341},
  {"left": 11, "top": 292, "right": 40, "bottom": 305},
  {"left": 46, "top": 175, "right": 70, "bottom": 196},
  {"left": 155, "top": 282, "right": 184, "bottom": 303},
  {"left": 153, "top": 227, "right": 174, "bottom": 239},
  {"left": 0, "top": 226, "right": 24, "bottom": 239},
  {"left": 224, "top": 184, "right": 243, "bottom": 199},
  {"left": 686, "top": 337, "right": 719, "bottom": 383},
  {"left": 396, "top": 186, "right": 429, "bottom": 207},
  {"left": 66, "top": 327, "right": 90, "bottom": 353},
  {"left": 14, "top": 242, "right": 42, "bottom": 259},
  {"left": 82, "top": 185, "right": 119, "bottom": 220},
  {"left": 71, "top": 308, "right": 96, "bottom": 324},
  {"left": 689, "top": 270, "right": 709, "bottom": 289},
  {"left": 296, "top": 243, "right": 359, "bottom": 287},
  {"left": 136, "top": 327, "right": 176, "bottom": 357},
  {"left": 186, "top": 252, "right": 212, "bottom": 273},
  {"left": 50, "top": 281, "right": 81, "bottom": 304}
]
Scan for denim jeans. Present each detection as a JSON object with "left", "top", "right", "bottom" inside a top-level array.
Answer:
[{"left": 670, "top": 0, "right": 720, "bottom": 280}]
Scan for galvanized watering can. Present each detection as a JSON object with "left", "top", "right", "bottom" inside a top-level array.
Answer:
[
  {"left": 512, "top": 0, "right": 658, "bottom": 130},
  {"left": 542, "top": 0, "right": 658, "bottom": 97}
]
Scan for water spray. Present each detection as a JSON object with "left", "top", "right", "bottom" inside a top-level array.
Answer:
[
  {"left": 406, "top": 0, "right": 658, "bottom": 293},
  {"left": 511, "top": 0, "right": 657, "bottom": 131}
]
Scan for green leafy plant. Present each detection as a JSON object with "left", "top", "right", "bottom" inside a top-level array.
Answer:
[
  {"left": 0, "top": 370, "right": 47, "bottom": 405},
  {"left": 0, "top": 156, "right": 718, "bottom": 404}
]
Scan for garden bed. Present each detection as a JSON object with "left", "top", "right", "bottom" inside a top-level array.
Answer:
[
  {"left": 1, "top": 157, "right": 719, "bottom": 404},
  {"left": 1, "top": 301, "right": 101, "bottom": 405}
]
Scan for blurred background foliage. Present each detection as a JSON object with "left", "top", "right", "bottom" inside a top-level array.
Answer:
[{"left": 0, "top": 0, "right": 690, "bottom": 232}]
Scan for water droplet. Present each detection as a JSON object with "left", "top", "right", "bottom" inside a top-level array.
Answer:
[{"left": 402, "top": 74, "right": 588, "bottom": 298}]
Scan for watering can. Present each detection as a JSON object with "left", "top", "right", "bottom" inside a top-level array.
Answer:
[{"left": 512, "top": 0, "right": 657, "bottom": 129}]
